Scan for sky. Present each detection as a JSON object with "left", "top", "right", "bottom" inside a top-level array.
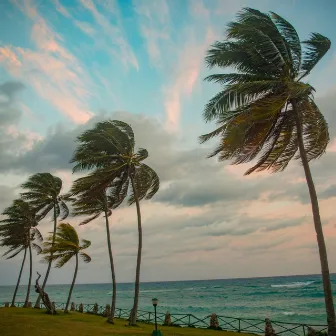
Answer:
[{"left": 0, "top": 0, "right": 336, "bottom": 286}]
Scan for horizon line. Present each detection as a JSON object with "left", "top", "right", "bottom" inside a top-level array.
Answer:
[{"left": 0, "top": 272, "right": 330, "bottom": 287}]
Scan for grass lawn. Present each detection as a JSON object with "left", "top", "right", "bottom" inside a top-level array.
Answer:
[{"left": 0, "top": 307, "right": 252, "bottom": 336}]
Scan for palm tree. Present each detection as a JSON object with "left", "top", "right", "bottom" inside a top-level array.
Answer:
[
  {"left": 70, "top": 120, "right": 160, "bottom": 325},
  {"left": 42, "top": 223, "right": 91, "bottom": 313},
  {"left": 71, "top": 182, "right": 124, "bottom": 323},
  {"left": 0, "top": 200, "right": 42, "bottom": 307},
  {"left": 21, "top": 173, "right": 73, "bottom": 308},
  {"left": 200, "top": 8, "right": 334, "bottom": 335}
]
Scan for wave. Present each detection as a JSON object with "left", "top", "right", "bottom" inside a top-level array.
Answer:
[
  {"left": 282, "top": 311, "right": 296, "bottom": 316},
  {"left": 271, "top": 281, "right": 315, "bottom": 288},
  {"left": 141, "top": 289, "right": 178, "bottom": 293}
]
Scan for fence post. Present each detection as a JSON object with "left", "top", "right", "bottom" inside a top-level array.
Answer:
[
  {"left": 118, "top": 308, "right": 122, "bottom": 318},
  {"left": 188, "top": 314, "right": 191, "bottom": 326},
  {"left": 238, "top": 318, "right": 241, "bottom": 332},
  {"left": 303, "top": 325, "right": 306, "bottom": 336},
  {"left": 148, "top": 312, "right": 151, "bottom": 323}
]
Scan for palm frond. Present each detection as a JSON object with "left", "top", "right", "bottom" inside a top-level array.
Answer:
[
  {"left": 80, "top": 239, "right": 91, "bottom": 250},
  {"left": 300, "top": 33, "right": 331, "bottom": 78},
  {"left": 32, "top": 243, "right": 42, "bottom": 255},
  {"left": 80, "top": 252, "right": 91, "bottom": 264},
  {"left": 270, "top": 11, "right": 302, "bottom": 75}
]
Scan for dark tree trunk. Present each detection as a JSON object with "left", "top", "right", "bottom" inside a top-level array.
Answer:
[
  {"left": 293, "top": 100, "right": 336, "bottom": 336},
  {"left": 64, "top": 254, "right": 78, "bottom": 313},
  {"left": 11, "top": 248, "right": 27, "bottom": 307},
  {"left": 24, "top": 240, "right": 33, "bottom": 308},
  {"left": 104, "top": 203, "right": 116, "bottom": 324},
  {"left": 35, "top": 203, "right": 57, "bottom": 308},
  {"left": 129, "top": 175, "right": 142, "bottom": 326}
]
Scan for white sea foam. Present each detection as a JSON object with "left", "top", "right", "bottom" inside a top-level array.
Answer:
[
  {"left": 271, "top": 281, "right": 315, "bottom": 288},
  {"left": 283, "top": 311, "right": 296, "bottom": 316}
]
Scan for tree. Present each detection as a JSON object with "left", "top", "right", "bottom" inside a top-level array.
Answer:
[
  {"left": 70, "top": 120, "right": 160, "bottom": 325},
  {"left": 21, "top": 173, "right": 73, "bottom": 308},
  {"left": 42, "top": 223, "right": 91, "bottom": 313},
  {"left": 71, "top": 181, "right": 124, "bottom": 323},
  {"left": 0, "top": 200, "right": 42, "bottom": 307},
  {"left": 200, "top": 8, "right": 334, "bottom": 335}
]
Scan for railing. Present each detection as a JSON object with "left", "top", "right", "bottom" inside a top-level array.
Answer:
[{"left": 0, "top": 302, "right": 328, "bottom": 336}]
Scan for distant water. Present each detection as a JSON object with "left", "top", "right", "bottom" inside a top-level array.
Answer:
[{"left": 1, "top": 274, "right": 334, "bottom": 325}]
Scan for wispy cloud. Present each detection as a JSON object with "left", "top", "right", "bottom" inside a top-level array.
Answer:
[
  {"left": 133, "top": 0, "right": 170, "bottom": 68},
  {"left": 53, "top": 0, "right": 71, "bottom": 18},
  {"left": 0, "top": 0, "right": 93, "bottom": 124},
  {"left": 74, "top": 20, "right": 95, "bottom": 36},
  {"left": 164, "top": 27, "right": 215, "bottom": 132},
  {"left": 79, "top": 0, "right": 139, "bottom": 70},
  {"left": 134, "top": 0, "right": 215, "bottom": 131}
]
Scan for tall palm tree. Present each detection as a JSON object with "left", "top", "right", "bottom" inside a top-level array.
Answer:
[
  {"left": 21, "top": 173, "right": 73, "bottom": 308},
  {"left": 0, "top": 200, "right": 42, "bottom": 307},
  {"left": 200, "top": 8, "right": 334, "bottom": 335},
  {"left": 71, "top": 182, "right": 124, "bottom": 323},
  {"left": 70, "top": 120, "right": 160, "bottom": 325},
  {"left": 42, "top": 223, "right": 91, "bottom": 313}
]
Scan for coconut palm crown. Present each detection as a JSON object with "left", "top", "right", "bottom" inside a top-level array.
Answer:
[
  {"left": 70, "top": 119, "right": 160, "bottom": 325},
  {"left": 200, "top": 7, "right": 334, "bottom": 336}
]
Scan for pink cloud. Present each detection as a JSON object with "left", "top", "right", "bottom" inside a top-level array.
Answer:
[
  {"left": 327, "top": 137, "right": 336, "bottom": 152},
  {"left": 0, "top": 0, "right": 93, "bottom": 124},
  {"left": 164, "top": 28, "right": 215, "bottom": 132}
]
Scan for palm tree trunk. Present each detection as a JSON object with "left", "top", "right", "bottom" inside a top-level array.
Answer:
[
  {"left": 35, "top": 203, "right": 57, "bottom": 308},
  {"left": 64, "top": 254, "right": 78, "bottom": 313},
  {"left": 129, "top": 175, "right": 142, "bottom": 326},
  {"left": 23, "top": 239, "right": 33, "bottom": 308},
  {"left": 104, "top": 202, "right": 116, "bottom": 324},
  {"left": 293, "top": 100, "right": 336, "bottom": 336},
  {"left": 11, "top": 248, "right": 27, "bottom": 307}
]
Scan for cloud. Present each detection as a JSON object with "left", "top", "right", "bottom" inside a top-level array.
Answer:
[
  {"left": 133, "top": 0, "right": 170, "bottom": 67},
  {"left": 320, "top": 185, "right": 336, "bottom": 199},
  {"left": 0, "top": 0, "right": 93, "bottom": 124},
  {"left": 74, "top": 20, "right": 95, "bottom": 36},
  {"left": 1, "top": 89, "right": 336, "bottom": 283},
  {"left": 134, "top": 0, "right": 215, "bottom": 131},
  {"left": 0, "top": 185, "right": 17, "bottom": 212},
  {"left": 53, "top": 0, "right": 71, "bottom": 18},
  {"left": 79, "top": 0, "right": 138, "bottom": 70}
]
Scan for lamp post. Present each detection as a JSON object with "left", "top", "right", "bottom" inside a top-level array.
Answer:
[{"left": 151, "top": 298, "right": 162, "bottom": 336}]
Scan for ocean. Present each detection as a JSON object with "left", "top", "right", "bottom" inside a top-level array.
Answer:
[{"left": 0, "top": 274, "right": 334, "bottom": 326}]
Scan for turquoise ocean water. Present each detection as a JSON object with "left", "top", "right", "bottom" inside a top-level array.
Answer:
[{"left": 1, "top": 274, "right": 335, "bottom": 325}]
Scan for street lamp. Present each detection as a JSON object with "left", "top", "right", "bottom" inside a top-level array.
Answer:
[{"left": 151, "top": 298, "right": 162, "bottom": 336}]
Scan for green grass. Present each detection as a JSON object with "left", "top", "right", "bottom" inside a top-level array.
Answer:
[{"left": 0, "top": 307, "right": 251, "bottom": 336}]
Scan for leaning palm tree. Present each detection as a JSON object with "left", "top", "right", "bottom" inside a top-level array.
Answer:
[
  {"left": 200, "top": 8, "right": 334, "bottom": 335},
  {"left": 70, "top": 120, "right": 160, "bottom": 325},
  {"left": 42, "top": 223, "right": 91, "bottom": 313},
  {"left": 71, "top": 182, "right": 124, "bottom": 323},
  {"left": 21, "top": 173, "right": 73, "bottom": 308},
  {"left": 0, "top": 200, "right": 42, "bottom": 307}
]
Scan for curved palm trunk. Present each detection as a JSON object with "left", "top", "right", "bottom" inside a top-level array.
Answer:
[
  {"left": 104, "top": 205, "right": 116, "bottom": 324},
  {"left": 11, "top": 248, "right": 27, "bottom": 307},
  {"left": 35, "top": 203, "right": 57, "bottom": 308},
  {"left": 294, "top": 101, "right": 336, "bottom": 336},
  {"left": 129, "top": 175, "right": 142, "bottom": 326},
  {"left": 64, "top": 254, "right": 78, "bottom": 313},
  {"left": 23, "top": 240, "right": 33, "bottom": 308}
]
